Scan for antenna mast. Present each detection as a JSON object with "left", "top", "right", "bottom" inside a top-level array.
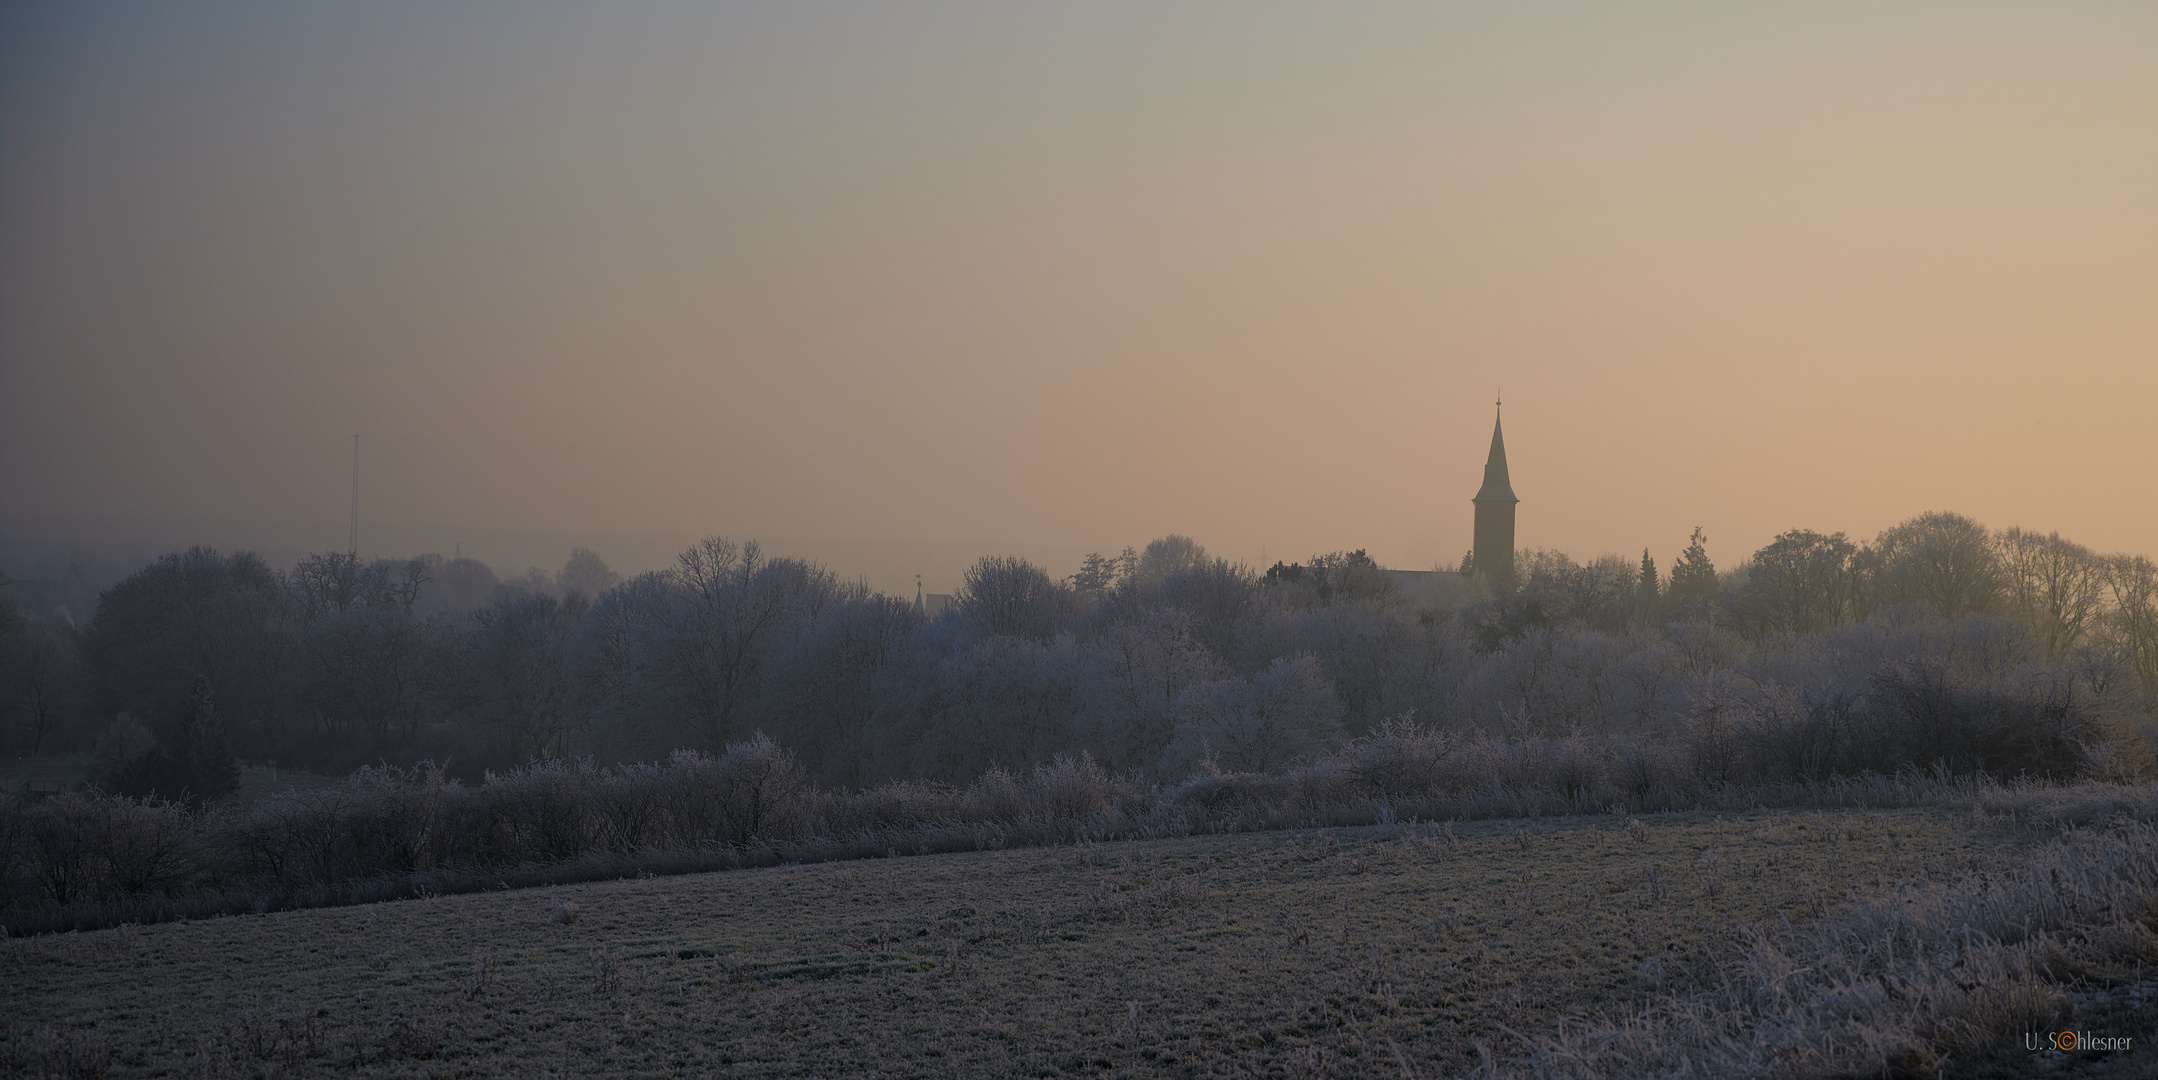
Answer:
[{"left": 349, "top": 434, "right": 359, "bottom": 557}]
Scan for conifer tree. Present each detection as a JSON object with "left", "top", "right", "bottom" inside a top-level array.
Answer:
[
  {"left": 109, "top": 675, "right": 240, "bottom": 804},
  {"left": 1636, "top": 548, "right": 1660, "bottom": 622},
  {"left": 1668, "top": 527, "right": 1718, "bottom": 620},
  {"left": 178, "top": 676, "right": 240, "bottom": 803}
]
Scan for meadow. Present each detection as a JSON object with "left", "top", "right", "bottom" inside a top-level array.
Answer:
[{"left": 10, "top": 796, "right": 2151, "bottom": 1079}]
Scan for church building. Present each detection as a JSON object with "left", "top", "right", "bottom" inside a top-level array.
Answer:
[{"left": 1470, "top": 403, "right": 1518, "bottom": 585}]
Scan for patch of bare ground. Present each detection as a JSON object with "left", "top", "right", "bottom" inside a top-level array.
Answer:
[{"left": 0, "top": 801, "right": 2146, "bottom": 1078}]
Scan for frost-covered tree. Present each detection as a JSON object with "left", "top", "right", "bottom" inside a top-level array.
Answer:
[
  {"left": 585, "top": 538, "right": 845, "bottom": 756},
  {"left": 558, "top": 547, "right": 623, "bottom": 602},
  {"left": 1169, "top": 654, "right": 1341, "bottom": 774},
  {"left": 1873, "top": 511, "right": 2000, "bottom": 618},
  {"left": 956, "top": 555, "right": 1070, "bottom": 642},
  {"left": 1996, "top": 528, "right": 2104, "bottom": 657},
  {"left": 1732, "top": 529, "right": 1859, "bottom": 637}
]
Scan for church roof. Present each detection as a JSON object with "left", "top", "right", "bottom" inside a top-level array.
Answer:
[{"left": 1473, "top": 409, "right": 1518, "bottom": 504}]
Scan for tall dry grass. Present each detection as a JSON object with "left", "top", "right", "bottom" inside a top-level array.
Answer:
[{"left": 1506, "top": 808, "right": 2158, "bottom": 1078}]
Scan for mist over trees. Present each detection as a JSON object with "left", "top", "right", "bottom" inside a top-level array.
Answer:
[{"left": 2, "top": 515, "right": 2155, "bottom": 796}]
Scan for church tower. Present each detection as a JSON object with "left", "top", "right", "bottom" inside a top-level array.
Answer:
[{"left": 1471, "top": 401, "right": 1518, "bottom": 585}]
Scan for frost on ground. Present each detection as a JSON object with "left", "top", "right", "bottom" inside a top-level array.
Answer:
[{"left": 8, "top": 794, "right": 2154, "bottom": 1078}]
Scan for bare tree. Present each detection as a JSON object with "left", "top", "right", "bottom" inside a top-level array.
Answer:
[
  {"left": 956, "top": 556, "right": 1070, "bottom": 642},
  {"left": 1081, "top": 608, "right": 1223, "bottom": 768},
  {"left": 467, "top": 594, "right": 583, "bottom": 763},
  {"left": 10, "top": 626, "right": 80, "bottom": 754},
  {"left": 1996, "top": 528, "right": 2106, "bottom": 658},
  {"left": 1873, "top": 511, "right": 2000, "bottom": 617},
  {"left": 766, "top": 591, "right": 918, "bottom": 787},
  {"left": 2101, "top": 554, "right": 2158, "bottom": 701},
  {"left": 589, "top": 539, "right": 844, "bottom": 754},
  {"left": 298, "top": 605, "right": 448, "bottom": 757},
  {"left": 1169, "top": 654, "right": 1342, "bottom": 774}
]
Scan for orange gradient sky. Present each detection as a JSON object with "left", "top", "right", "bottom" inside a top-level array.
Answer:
[{"left": 4, "top": 2, "right": 2154, "bottom": 593}]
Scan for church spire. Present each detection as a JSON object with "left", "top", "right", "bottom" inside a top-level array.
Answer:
[
  {"left": 1469, "top": 396, "right": 1519, "bottom": 585},
  {"left": 1474, "top": 399, "right": 1517, "bottom": 505}
]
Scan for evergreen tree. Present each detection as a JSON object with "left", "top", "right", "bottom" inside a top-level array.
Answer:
[
  {"left": 178, "top": 676, "right": 240, "bottom": 803},
  {"left": 1667, "top": 527, "right": 1718, "bottom": 621},
  {"left": 106, "top": 675, "right": 239, "bottom": 804},
  {"left": 1071, "top": 552, "right": 1119, "bottom": 593},
  {"left": 1635, "top": 548, "right": 1660, "bottom": 622}
]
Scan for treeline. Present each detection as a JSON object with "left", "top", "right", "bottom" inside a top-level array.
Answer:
[{"left": 2, "top": 512, "right": 2155, "bottom": 793}]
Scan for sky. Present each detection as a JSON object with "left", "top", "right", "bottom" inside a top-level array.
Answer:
[{"left": 4, "top": 1, "right": 2154, "bottom": 595}]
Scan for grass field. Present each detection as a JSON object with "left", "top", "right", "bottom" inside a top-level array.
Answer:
[{"left": 4, "top": 802, "right": 2087, "bottom": 1079}]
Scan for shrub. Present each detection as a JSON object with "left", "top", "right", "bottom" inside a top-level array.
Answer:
[
  {"left": 95, "top": 798, "right": 197, "bottom": 896},
  {"left": 25, "top": 794, "right": 110, "bottom": 906},
  {"left": 1343, "top": 718, "right": 1454, "bottom": 799},
  {"left": 1, "top": 711, "right": 2143, "bottom": 936},
  {"left": 712, "top": 732, "right": 806, "bottom": 843},
  {"left": 482, "top": 758, "right": 602, "bottom": 861},
  {"left": 1721, "top": 663, "right": 2130, "bottom": 785},
  {"left": 1863, "top": 661, "right": 2100, "bottom": 779},
  {"left": 1167, "top": 764, "right": 1288, "bottom": 812},
  {"left": 1027, "top": 754, "right": 1124, "bottom": 822}
]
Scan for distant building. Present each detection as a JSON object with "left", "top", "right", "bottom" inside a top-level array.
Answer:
[
  {"left": 1382, "top": 568, "right": 1462, "bottom": 607},
  {"left": 914, "top": 586, "right": 955, "bottom": 619},
  {"left": 1470, "top": 403, "right": 1519, "bottom": 585}
]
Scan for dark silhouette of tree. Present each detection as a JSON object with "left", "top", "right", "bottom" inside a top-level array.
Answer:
[
  {"left": 83, "top": 547, "right": 292, "bottom": 762},
  {"left": 47, "top": 517, "right": 2157, "bottom": 793},
  {"left": 1996, "top": 528, "right": 2104, "bottom": 658},
  {"left": 1262, "top": 550, "right": 1393, "bottom": 605},
  {"left": 1873, "top": 511, "right": 2000, "bottom": 618},
  {"left": 106, "top": 676, "right": 238, "bottom": 805},
  {"left": 2103, "top": 555, "right": 2158, "bottom": 700},
  {"left": 1667, "top": 527, "right": 1718, "bottom": 621},
  {"left": 558, "top": 548, "right": 622, "bottom": 602},
  {"left": 1635, "top": 549, "right": 1659, "bottom": 624},
  {"left": 1733, "top": 529, "right": 1859, "bottom": 637},
  {"left": 957, "top": 556, "right": 1070, "bottom": 642},
  {"left": 178, "top": 676, "right": 239, "bottom": 801},
  {"left": 9, "top": 625, "right": 80, "bottom": 754},
  {"left": 421, "top": 556, "right": 501, "bottom": 616},
  {"left": 1070, "top": 551, "right": 1132, "bottom": 594},
  {"left": 1133, "top": 535, "right": 1208, "bottom": 585}
]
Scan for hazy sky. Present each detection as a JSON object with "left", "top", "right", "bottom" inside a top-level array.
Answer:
[{"left": 5, "top": 2, "right": 2154, "bottom": 593}]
